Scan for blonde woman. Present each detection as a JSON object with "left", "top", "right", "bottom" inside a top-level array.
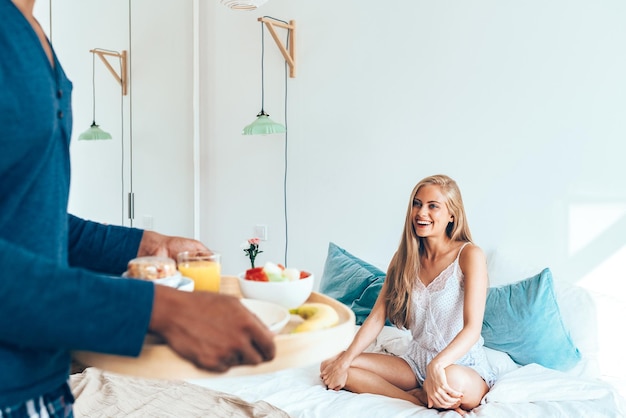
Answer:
[{"left": 320, "top": 175, "right": 495, "bottom": 415}]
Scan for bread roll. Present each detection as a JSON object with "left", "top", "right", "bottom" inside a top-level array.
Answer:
[{"left": 126, "top": 256, "right": 178, "bottom": 280}]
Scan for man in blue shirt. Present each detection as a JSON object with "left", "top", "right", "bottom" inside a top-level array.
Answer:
[{"left": 0, "top": 1, "right": 276, "bottom": 415}]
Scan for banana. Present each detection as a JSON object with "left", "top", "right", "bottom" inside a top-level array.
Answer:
[{"left": 289, "top": 303, "right": 339, "bottom": 333}]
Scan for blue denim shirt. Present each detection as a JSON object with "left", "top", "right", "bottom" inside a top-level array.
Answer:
[{"left": 0, "top": 0, "right": 153, "bottom": 406}]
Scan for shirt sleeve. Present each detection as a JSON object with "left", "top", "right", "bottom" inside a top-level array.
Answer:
[
  {"left": 0, "top": 236, "right": 154, "bottom": 356},
  {"left": 67, "top": 214, "right": 144, "bottom": 275}
]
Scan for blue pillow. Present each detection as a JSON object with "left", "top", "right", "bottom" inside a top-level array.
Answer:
[
  {"left": 482, "top": 268, "right": 581, "bottom": 371},
  {"left": 319, "top": 243, "right": 389, "bottom": 325}
]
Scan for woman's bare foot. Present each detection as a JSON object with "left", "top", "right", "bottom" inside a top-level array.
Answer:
[
  {"left": 320, "top": 352, "right": 342, "bottom": 373},
  {"left": 406, "top": 388, "right": 427, "bottom": 406},
  {"left": 406, "top": 388, "right": 466, "bottom": 415}
]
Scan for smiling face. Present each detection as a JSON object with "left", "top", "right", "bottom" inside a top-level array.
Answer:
[{"left": 411, "top": 184, "right": 454, "bottom": 239}]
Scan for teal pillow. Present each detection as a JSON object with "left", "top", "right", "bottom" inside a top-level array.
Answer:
[
  {"left": 482, "top": 268, "right": 581, "bottom": 371},
  {"left": 319, "top": 243, "right": 389, "bottom": 325}
]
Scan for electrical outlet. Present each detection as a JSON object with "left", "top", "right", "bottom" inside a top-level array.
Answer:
[
  {"left": 254, "top": 224, "right": 268, "bottom": 241},
  {"left": 143, "top": 215, "right": 154, "bottom": 230}
]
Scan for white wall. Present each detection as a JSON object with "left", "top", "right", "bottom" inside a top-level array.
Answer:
[
  {"left": 129, "top": 0, "right": 195, "bottom": 236},
  {"left": 201, "top": 0, "right": 626, "bottom": 381},
  {"left": 39, "top": 0, "right": 195, "bottom": 236},
  {"left": 44, "top": 1, "right": 132, "bottom": 227},
  {"left": 203, "top": 0, "right": 626, "bottom": 279},
  {"left": 39, "top": 0, "right": 625, "bottom": 382}
]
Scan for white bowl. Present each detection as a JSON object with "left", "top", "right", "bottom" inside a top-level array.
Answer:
[
  {"left": 122, "top": 271, "right": 183, "bottom": 288},
  {"left": 237, "top": 273, "right": 314, "bottom": 309},
  {"left": 240, "top": 298, "right": 290, "bottom": 333}
]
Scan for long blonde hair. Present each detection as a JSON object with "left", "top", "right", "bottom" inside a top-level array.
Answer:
[{"left": 385, "top": 174, "right": 473, "bottom": 328}]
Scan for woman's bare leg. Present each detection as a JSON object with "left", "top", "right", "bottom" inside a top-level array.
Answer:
[
  {"left": 440, "top": 364, "right": 489, "bottom": 411},
  {"left": 405, "top": 365, "right": 488, "bottom": 416},
  {"left": 340, "top": 353, "right": 422, "bottom": 405},
  {"left": 321, "top": 353, "right": 488, "bottom": 413}
]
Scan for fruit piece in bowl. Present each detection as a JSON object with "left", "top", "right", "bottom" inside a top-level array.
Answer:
[{"left": 238, "top": 262, "right": 314, "bottom": 309}]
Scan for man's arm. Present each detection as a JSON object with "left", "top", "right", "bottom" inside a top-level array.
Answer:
[
  {"left": 67, "top": 214, "right": 144, "bottom": 275},
  {"left": 0, "top": 236, "right": 152, "bottom": 355},
  {"left": 0, "top": 235, "right": 276, "bottom": 372}
]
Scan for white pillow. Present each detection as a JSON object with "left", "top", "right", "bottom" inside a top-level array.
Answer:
[
  {"left": 484, "top": 347, "right": 520, "bottom": 378},
  {"left": 486, "top": 249, "right": 546, "bottom": 287},
  {"left": 487, "top": 249, "right": 600, "bottom": 378},
  {"left": 362, "top": 326, "right": 411, "bottom": 355},
  {"left": 553, "top": 281, "right": 600, "bottom": 378}
]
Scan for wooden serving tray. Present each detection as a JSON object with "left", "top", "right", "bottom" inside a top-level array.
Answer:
[{"left": 72, "top": 276, "right": 356, "bottom": 379}]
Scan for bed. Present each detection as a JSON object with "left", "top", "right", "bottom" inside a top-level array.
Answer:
[
  {"left": 191, "top": 339, "right": 626, "bottom": 418},
  {"left": 70, "top": 243, "right": 626, "bottom": 417}
]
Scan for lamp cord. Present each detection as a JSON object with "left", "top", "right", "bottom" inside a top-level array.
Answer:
[
  {"left": 260, "top": 16, "right": 290, "bottom": 266},
  {"left": 90, "top": 47, "right": 127, "bottom": 224},
  {"left": 90, "top": 48, "right": 121, "bottom": 124},
  {"left": 283, "top": 24, "right": 289, "bottom": 266},
  {"left": 260, "top": 21, "right": 265, "bottom": 113},
  {"left": 48, "top": 0, "right": 52, "bottom": 42},
  {"left": 90, "top": 52, "right": 96, "bottom": 123},
  {"left": 128, "top": 0, "right": 134, "bottom": 227},
  {"left": 119, "top": 53, "right": 125, "bottom": 225}
]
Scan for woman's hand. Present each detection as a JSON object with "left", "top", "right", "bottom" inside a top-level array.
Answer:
[
  {"left": 423, "top": 362, "right": 463, "bottom": 411},
  {"left": 319, "top": 351, "right": 351, "bottom": 391},
  {"left": 319, "top": 284, "right": 388, "bottom": 391}
]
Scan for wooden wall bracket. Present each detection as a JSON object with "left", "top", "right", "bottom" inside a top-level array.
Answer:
[
  {"left": 90, "top": 49, "right": 128, "bottom": 96},
  {"left": 258, "top": 17, "right": 296, "bottom": 78}
]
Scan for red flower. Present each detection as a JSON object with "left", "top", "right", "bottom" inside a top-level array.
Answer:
[{"left": 242, "top": 237, "right": 263, "bottom": 268}]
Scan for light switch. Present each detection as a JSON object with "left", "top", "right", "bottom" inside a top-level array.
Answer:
[
  {"left": 143, "top": 215, "right": 154, "bottom": 230},
  {"left": 254, "top": 224, "right": 268, "bottom": 241}
]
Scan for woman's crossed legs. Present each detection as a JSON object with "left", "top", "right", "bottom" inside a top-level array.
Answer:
[{"left": 322, "top": 352, "right": 488, "bottom": 415}]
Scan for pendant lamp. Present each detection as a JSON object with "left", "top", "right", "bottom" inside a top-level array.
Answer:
[
  {"left": 242, "top": 19, "right": 291, "bottom": 135},
  {"left": 78, "top": 122, "right": 112, "bottom": 140},
  {"left": 221, "top": 0, "right": 268, "bottom": 11},
  {"left": 242, "top": 111, "right": 286, "bottom": 135},
  {"left": 79, "top": 51, "right": 112, "bottom": 140},
  {"left": 78, "top": 49, "right": 128, "bottom": 140}
]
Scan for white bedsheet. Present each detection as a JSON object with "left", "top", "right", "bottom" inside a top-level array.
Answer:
[
  {"left": 191, "top": 321, "right": 626, "bottom": 417},
  {"left": 190, "top": 361, "right": 626, "bottom": 418}
]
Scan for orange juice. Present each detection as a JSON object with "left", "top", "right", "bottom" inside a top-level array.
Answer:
[{"left": 179, "top": 260, "right": 221, "bottom": 292}]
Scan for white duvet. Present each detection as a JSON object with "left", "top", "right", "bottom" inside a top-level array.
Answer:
[
  {"left": 191, "top": 361, "right": 626, "bottom": 418},
  {"left": 191, "top": 323, "right": 626, "bottom": 418}
]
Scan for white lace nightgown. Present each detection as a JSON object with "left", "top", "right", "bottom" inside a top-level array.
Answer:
[{"left": 399, "top": 243, "right": 496, "bottom": 387}]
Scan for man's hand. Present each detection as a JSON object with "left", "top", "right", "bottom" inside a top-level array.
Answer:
[
  {"left": 149, "top": 285, "right": 276, "bottom": 372},
  {"left": 138, "top": 230, "right": 208, "bottom": 260}
]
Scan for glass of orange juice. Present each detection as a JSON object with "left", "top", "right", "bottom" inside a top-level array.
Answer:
[{"left": 177, "top": 251, "right": 221, "bottom": 292}]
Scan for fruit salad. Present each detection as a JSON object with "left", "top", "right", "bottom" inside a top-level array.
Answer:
[{"left": 245, "top": 262, "right": 311, "bottom": 282}]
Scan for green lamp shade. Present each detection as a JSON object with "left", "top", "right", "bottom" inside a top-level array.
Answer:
[
  {"left": 221, "top": 0, "right": 268, "bottom": 10},
  {"left": 78, "top": 122, "right": 112, "bottom": 140},
  {"left": 242, "top": 112, "right": 286, "bottom": 135}
]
